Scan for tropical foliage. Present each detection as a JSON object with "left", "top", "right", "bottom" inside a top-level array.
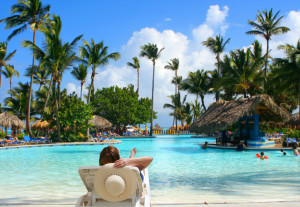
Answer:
[
  {"left": 0, "top": 2, "right": 298, "bottom": 141},
  {"left": 92, "top": 85, "right": 155, "bottom": 131}
]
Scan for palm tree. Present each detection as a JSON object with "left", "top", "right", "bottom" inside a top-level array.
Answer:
[
  {"left": 165, "top": 58, "right": 179, "bottom": 94},
  {"left": 190, "top": 100, "right": 203, "bottom": 121},
  {"left": 3, "top": 65, "right": 19, "bottom": 97},
  {"left": 71, "top": 64, "right": 88, "bottom": 100},
  {"left": 80, "top": 39, "right": 120, "bottom": 104},
  {"left": 275, "top": 40, "right": 300, "bottom": 115},
  {"left": 23, "top": 15, "right": 82, "bottom": 141},
  {"left": 164, "top": 93, "right": 187, "bottom": 127},
  {"left": 0, "top": 0, "right": 50, "bottom": 137},
  {"left": 127, "top": 57, "right": 141, "bottom": 97},
  {"left": 140, "top": 43, "right": 164, "bottom": 136},
  {"left": 0, "top": 42, "right": 16, "bottom": 88},
  {"left": 203, "top": 34, "right": 230, "bottom": 101},
  {"left": 181, "top": 69, "right": 210, "bottom": 111},
  {"left": 3, "top": 82, "right": 35, "bottom": 122},
  {"left": 216, "top": 49, "right": 264, "bottom": 98},
  {"left": 246, "top": 8, "right": 290, "bottom": 76},
  {"left": 33, "top": 65, "right": 51, "bottom": 91}
]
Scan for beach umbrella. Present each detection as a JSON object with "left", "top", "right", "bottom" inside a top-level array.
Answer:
[
  {"left": 0, "top": 112, "right": 25, "bottom": 129},
  {"left": 153, "top": 123, "right": 164, "bottom": 131},
  {"left": 89, "top": 115, "right": 113, "bottom": 128}
]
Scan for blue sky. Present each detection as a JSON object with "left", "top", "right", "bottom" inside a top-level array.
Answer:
[{"left": 1, "top": 0, "right": 299, "bottom": 127}]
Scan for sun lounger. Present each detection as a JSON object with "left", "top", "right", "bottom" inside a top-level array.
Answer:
[
  {"left": 75, "top": 163, "right": 151, "bottom": 207},
  {"left": 23, "top": 135, "right": 39, "bottom": 144}
]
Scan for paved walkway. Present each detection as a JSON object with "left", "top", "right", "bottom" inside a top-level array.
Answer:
[{"left": 1, "top": 201, "right": 300, "bottom": 207}]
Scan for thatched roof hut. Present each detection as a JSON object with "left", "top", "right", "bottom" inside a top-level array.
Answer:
[
  {"left": 189, "top": 95, "right": 291, "bottom": 134},
  {"left": 0, "top": 112, "right": 25, "bottom": 129},
  {"left": 31, "top": 120, "right": 50, "bottom": 130},
  {"left": 286, "top": 113, "right": 300, "bottom": 128},
  {"left": 89, "top": 115, "right": 112, "bottom": 128},
  {"left": 168, "top": 125, "right": 184, "bottom": 131},
  {"left": 153, "top": 123, "right": 164, "bottom": 131}
]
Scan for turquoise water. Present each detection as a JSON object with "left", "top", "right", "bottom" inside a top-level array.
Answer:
[{"left": 1, "top": 135, "right": 300, "bottom": 204}]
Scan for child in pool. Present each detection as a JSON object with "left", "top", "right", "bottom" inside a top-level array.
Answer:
[{"left": 260, "top": 152, "right": 266, "bottom": 160}]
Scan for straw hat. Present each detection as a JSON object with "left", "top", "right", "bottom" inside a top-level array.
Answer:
[{"left": 94, "top": 163, "right": 137, "bottom": 202}]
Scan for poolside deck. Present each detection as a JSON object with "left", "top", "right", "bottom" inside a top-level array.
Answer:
[
  {"left": 199, "top": 143, "right": 294, "bottom": 151},
  {"left": 2, "top": 201, "right": 300, "bottom": 207},
  {"left": 0, "top": 140, "right": 122, "bottom": 150}
]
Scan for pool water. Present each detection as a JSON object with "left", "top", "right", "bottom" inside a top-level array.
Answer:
[{"left": 1, "top": 135, "right": 300, "bottom": 204}]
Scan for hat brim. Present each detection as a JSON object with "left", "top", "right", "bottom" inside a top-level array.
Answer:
[{"left": 94, "top": 163, "right": 138, "bottom": 202}]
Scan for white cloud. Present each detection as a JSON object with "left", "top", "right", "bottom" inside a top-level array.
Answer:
[
  {"left": 206, "top": 5, "right": 229, "bottom": 26},
  {"left": 164, "top": 17, "right": 172, "bottom": 22}
]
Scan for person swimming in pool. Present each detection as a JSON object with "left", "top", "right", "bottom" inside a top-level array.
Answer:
[
  {"left": 260, "top": 152, "right": 266, "bottom": 160},
  {"left": 292, "top": 145, "right": 299, "bottom": 156},
  {"left": 99, "top": 146, "right": 153, "bottom": 171},
  {"left": 202, "top": 141, "right": 208, "bottom": 149}
]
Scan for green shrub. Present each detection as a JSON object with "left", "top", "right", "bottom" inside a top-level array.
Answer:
[
  {"left": 0, "top": 132, "right": 6, "bottom": 138},
  {"left": 18, "top": 133, "right": 25, "bottom": 140}
]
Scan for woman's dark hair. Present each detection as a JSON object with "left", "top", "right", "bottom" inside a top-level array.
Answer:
[
  {"left": 99, "top": 146, "right": 120, "bottom": 166},
  {"left": 260, "top": 152, "right": 264, "bottom": 156}
]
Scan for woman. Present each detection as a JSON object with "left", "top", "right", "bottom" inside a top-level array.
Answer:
[{"left": 99, "top": 146, "right": 153, "bottom": 171}]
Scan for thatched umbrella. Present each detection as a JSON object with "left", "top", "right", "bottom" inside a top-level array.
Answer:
[
  {"left": 89, "top": 115, "right": 112, "bottom": 128},
  {"left": 286, "top": 113, "right": 300, "bottom": 129},
  {"left": 189, "top": 94, "right": 291, "bottom": 134},
  {"left": 0, "top": 112, "right": 25, "bottom": 130},
  {"left": 153, "top": 123, "right": 163, "bottom": 131},
  {"left": 168, "top": 125, "right": 183, "bottom": 131},
  {"left": 31, "top": 120, "right": 50, "bottom": 130}
]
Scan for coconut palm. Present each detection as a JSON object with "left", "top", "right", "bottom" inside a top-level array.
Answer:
[
  {"left": 0, "top": 0, "right": 50, "bottom": 137},
  {"left": 71, "top": 64, "right": 88, "bottom": 100},
  {"left": 0, "top": 42, "right": 16, "bottom": 88},
  {"left": 80, "top": 39, "right": 120, "bottom": 104},
  {"left": 275, "top": 40, "right": 300, "bottom": 115},
  {"left": 202, "top": 35, "right": 230, "bottom": 101},
  {"left": 140, "top": 43, "right": 164, "bottom": 136},
  {"left": 127, "top": 57, "right": 141, "bottom": 97},
  {"left": 165, "top": 58, "right": 179, "bottom": 95},
  {"left": 23, "top": 15, "right": 82, "bottom": 141},
  {"left": 246, "top": 8, "right": 290, "bottom": 76},
  {"left": 216, "top": 49, "right": 264, "bottom": 98},
  {"left": 181, "top": 69, "right": 210, "bottom": 111},
  {"left": 3, "top": 82, "right": 35, "bottom": 122},
  {"left": 33, "top": 65, "right": 51, "bottom": 91},
  {"left": 163, "top": 93, "right": 187, "bottom": 127},
  {"left": 3, "top": 65, "right": 19, "bottom": 97}
]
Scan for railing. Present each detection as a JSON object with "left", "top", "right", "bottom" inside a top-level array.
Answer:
[{"left": 152, "top": 130, "right": 191, "bottom": 135}]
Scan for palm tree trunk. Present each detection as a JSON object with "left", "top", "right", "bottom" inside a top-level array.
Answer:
[
  {"left": 200, "top": 95, "right": 206, "bottom": 111},
  {"left": 150, "top": 62, "right": 155, "bottom": 136},
  {"left": 86, "top": 69, "right": 95, "bottom": 139},
  {"left": 0, "top": 66, "right": 2, "bottom": 88},
  {"left": 26, "top": 30, "right": 36, "bottom": 138},
  {"left": 10, "top": 77, "right": 12, "bottom": 98},
  {"left": 174, "top": 70, "right": 178, "bottom": 128},
  {"left": 38, "top": 83, "right": 42, "bottom": 92},
  {"left": 53, "top": 79, "right": 61, "bottom": 142},
  {"left": 41, "top": 74, "right": 53, "bottom": 120},
  {"left": 58, "top": 80, "right": 61, "bottom": 108},
  {"left": 265, "top": 39, "right": 269, "bottom": 77},
  {"left": 80, "top": 82, "right": 83, "bottom": 101},
  {"left": 137, "top": 69, "right": 139, "bottom": 98},
  {"left": 216, "top": 55, "right": 220, "bottom": 102},
  {"left": 87, "top": 70, "right": 95, "bottom": 104}
]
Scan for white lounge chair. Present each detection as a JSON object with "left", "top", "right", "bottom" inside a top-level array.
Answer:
[{"left": 75, "top": 163, "right": 151, "bottom": 207}]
